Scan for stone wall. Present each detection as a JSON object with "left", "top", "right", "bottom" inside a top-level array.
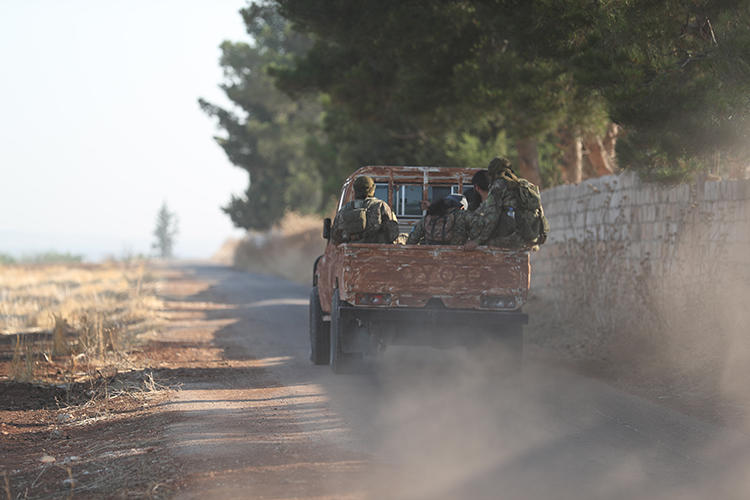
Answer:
[{"left": 531, "top": 172, "right": 750, "bottom": 293}]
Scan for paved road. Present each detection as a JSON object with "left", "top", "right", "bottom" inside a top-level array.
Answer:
[{"left": 163, "top": 264, "right": 750, "bottom": 499}]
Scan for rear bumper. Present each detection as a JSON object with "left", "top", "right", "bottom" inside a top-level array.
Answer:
[
  {"left": 338, "top": 303, "right": 527, "bottom": 348},
  {"left": 340, "top": 304, "right": 527, "bottom": 325}
]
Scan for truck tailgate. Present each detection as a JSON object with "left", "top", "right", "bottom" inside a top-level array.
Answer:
[{"left": 336, "top": 244, "right": 530, "bottom": 310}]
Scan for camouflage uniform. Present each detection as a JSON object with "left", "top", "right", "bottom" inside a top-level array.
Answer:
[
  {"left": 451, "top": 209, "right": 472, "bottom": 245},
  {"left": 331, "top": 176, "right": 399, "bottom": 244},
  {"left": 468, "top": 159, "right": 526, "bottom": 248},
  {"left": 407, "top": 208, "right": 470, "bottom": 245}
]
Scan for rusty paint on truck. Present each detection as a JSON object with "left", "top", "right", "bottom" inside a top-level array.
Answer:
[{"left": 335, "top": 244, "right": 529, "bottom": 310}]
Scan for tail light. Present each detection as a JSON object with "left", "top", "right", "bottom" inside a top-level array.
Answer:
[
  {"left": 481, "top": 295, "right": 517, "bottom": 310},
  {"left": 355, "top": 293, "right": 392, "bottom": 306}
]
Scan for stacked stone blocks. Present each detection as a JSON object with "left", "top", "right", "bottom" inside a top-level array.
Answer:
[{"left": 532, "top": 172, "right": 750, "bottom": 292}]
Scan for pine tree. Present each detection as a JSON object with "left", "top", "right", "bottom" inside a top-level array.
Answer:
[
  {"left": 199, "top": 4, "right": 323, "bottom": 230},
  {"left": 152, "top": 202, "right": 178, "bottom": 259},
  {"left": 274, "top": 0, "right": 750, "bottom": 183}
]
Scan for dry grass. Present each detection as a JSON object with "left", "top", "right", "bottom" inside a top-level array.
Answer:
[
  {"left": 232, "top": 212, "right": 326, "bottom": 284},
  {"left": 0, "top": 261, "right": 163, "bottom": 383},
  {"left": 9, "top": 337, "right": 35, "bottom": 382}
]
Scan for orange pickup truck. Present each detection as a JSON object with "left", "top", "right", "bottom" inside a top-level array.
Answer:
[{"left": 309, "top": 166, "right": 530, "bottom": 373}]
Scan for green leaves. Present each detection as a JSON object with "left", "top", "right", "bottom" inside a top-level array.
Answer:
[
  {"left": 206, "top": 1, "right": 750, "bottom": 231},
  {"left": 200, "top": 4, "right": 321, "bottom": 230}
]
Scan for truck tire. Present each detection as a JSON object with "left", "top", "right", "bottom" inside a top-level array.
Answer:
[
  {"left": 309, "top": 286, "right": 330, "bottom": 365},
  {"left": 329, "top": 289, "right": 362, "bottom": 374}
]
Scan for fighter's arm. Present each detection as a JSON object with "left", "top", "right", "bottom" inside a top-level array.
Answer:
[
  {"left": 378, "top": 201, "right": 400, "bottom": 243},
  {"left": 381, "top": 201, "right": 398, "bottom": 223},
  {"left": 468, "top": 193, "right": 500, "bottom": 245},
  {"left": 406, "top": 220, "right": 425, "bottom": 245},
  {"left": 453, "top": 211, "right": 471, "bottom": 245}
]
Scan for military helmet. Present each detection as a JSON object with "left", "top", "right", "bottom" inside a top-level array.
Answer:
[
  {"left": 446, "top": 193, "right": 468, "bottom": 210},
  {"left": 353, "top": 175, "right": 375, "bottom": 198},
  {"left": 487, "top": 156, "right": 514, "bottom": 182}
]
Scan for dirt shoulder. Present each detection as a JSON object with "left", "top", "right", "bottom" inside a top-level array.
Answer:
[
  {"left": 0, "top": 266, "right": 269, "bottom": 499},
  {"left": 1, "top": 263, "right": 367, "bottom": 499}
]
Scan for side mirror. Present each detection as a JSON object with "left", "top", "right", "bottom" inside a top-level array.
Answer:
[{"left": 322, "top": 218, "right": 332, "bottom": 240}]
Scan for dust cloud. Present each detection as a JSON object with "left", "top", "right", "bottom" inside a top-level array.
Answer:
[
  {"left": 245, "top": 212, "right": 750, "bottom": 499},
  {"left": 336, "top": 339, "right": 750, "bottom": 500},
  {"left": 644, "top": 208, "right": 750, "bottom": 430},
  {"left": 338, "top": 206, "right": 750, "bottom": 500}
]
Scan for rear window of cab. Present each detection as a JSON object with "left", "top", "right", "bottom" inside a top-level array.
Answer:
[{"left": 371, "top": 182, "right": 464, "bottom": 217}]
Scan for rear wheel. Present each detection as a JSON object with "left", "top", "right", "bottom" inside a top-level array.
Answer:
[
  {"left": 309, "top": 287, "right": 330, "bottom": 365},
  {"left": 329, "top": 290, "right": 363, "bottom": 374}
]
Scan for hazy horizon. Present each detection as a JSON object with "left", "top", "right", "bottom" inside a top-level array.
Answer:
[{"left": 0, "top": 1, "right": 251, "bottom": 261}]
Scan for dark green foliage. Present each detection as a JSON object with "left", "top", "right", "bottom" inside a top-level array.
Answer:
[
  {"left": 275, "top": 0, "right": 750, "bottom": 181},
  {"left": 207, "top": 2, "right": 750, "bottom": 229},
  {"left": 200, "top": 4, "right": 323, "bottom": 230},
  {"left": 275, "top": 0, "right": 609, "bottom": 185},
  {"left": 586, "top": 1, "right": 750, "bottom": 180}
]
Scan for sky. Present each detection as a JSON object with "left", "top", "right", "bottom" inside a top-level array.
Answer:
[{"left": 0, "top": 0, "right": 251, "bottom": 260}]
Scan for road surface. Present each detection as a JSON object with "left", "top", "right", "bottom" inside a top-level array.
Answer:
[{"left": 160, "top": 264, "right": 750, "bottom": 499}]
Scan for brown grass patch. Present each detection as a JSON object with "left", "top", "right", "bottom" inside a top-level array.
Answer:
[
  {"left": 0, "top": 261, "right": 163, "bottom": 386},
  {"left": 0, "top": 370, "right": 180, "bottom": 499},
  {"left": 232, "top": 212, "right": 326, "bottom": 284}
]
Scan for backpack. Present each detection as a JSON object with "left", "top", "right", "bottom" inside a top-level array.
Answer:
[
  {"left": 424, "top": 211, "right": 458, "bottom": 245},
  {"left": 341, "top": 199, "right": 370, "bottom": 239},
  {"left": 339, "top": 198, "right": 399, "bottom": 243},
  {"left": 499, "top": 170, "right": 550, "bottom": 245}
]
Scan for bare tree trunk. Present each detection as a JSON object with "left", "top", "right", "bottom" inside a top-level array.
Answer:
[
  {"left": 602, "top": 122, "right": 619, "bottom": 159},
  {"left": 515, "top": 137, "right": 542, "bottom": 186},
  {"left": 559, "top": 127, "right": 583, "bottom": 184},
  {"left": 583, "top": 132, "right": 615, "bottom": 177}
]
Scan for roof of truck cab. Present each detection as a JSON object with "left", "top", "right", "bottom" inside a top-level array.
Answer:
[
  {"left": 343, "top": 165, "right": 478, "bottom": 186},
  {"left": 338, "top": 166, "right": 480, "bottom": 211}
]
